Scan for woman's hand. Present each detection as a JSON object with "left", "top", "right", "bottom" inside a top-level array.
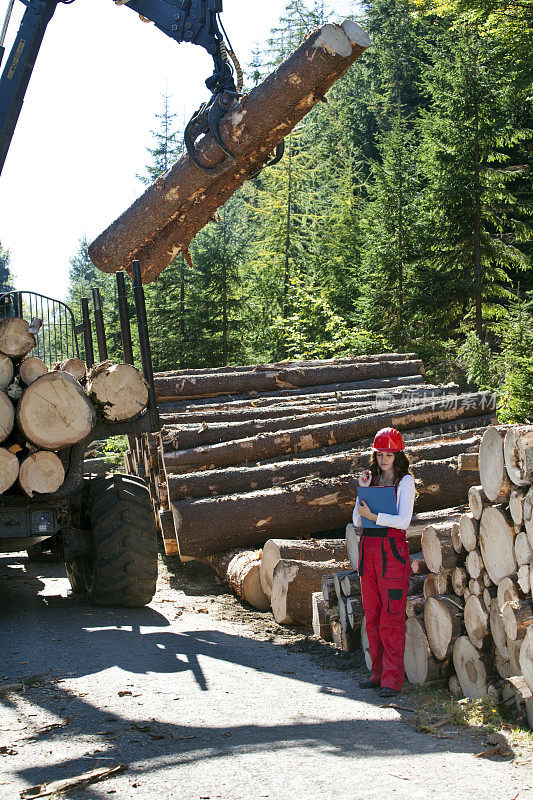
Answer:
[
  {"left": 358, "top": 469, "right": 372, "bottom": 487},
  {"left": 357, "top": 499, "right": 378, "bottom": 522}
]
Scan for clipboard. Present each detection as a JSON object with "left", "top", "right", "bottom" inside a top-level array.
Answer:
[{"left": 357, "top": 486, "right": 397, "bottom": 529}]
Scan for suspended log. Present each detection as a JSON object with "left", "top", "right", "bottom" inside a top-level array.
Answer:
[
  {"left": 404, "top": 616, "right": 450, "bottom": 685},
  {"left": 17, "top": 372, "right": 96, "bottom": 449},
  {"left": 259, "top": 538, "right": 348, "bottom": 598},
  {"left": 504, "top": 426, "right": 533, "bottom": 487},
  {"left": 519, "top": 626, "right": 533, "bottom": 693},
  {"left": 19, "top": 356, "right": 48, "bottom": 385},
  {"left": 479, "top": 506, "right": 517, "bottom": 585},
  {"left": 0, "top": 390, "right": 14, "bottom": 444},
  {"left": 87, "top": 362, "right": 149, "bottom": 422},
  {"left": 18, "top": 451, "right": 65, "bottom": 497},
  {"left": 206, "top": 549, "right": 270, "bottom": 611},
  {"left": 0, "top": 317, "right": 35, "bottom": 359},
  {"left": 479, "top": 425, "right": 513, "bottom": 502},
  {"left": 52, "top": 357, "right": 87, "bottom": 382},
  {"left": 89, "top": 20, "right": 372, "bottom": 283},
  {"left": 464, "top": 595, "right": 490, "bottom": 650},
  {"left": 0, "top": 352, "right": 14, "bottom": 389},
  {"left": 423, "top": 594, "right": 464, "bottom": 660},
  {"left": 312, "top": 592, "right": 332, "bottom": 641},
  {"left": 0, "top": 447, "right": 19, "bottom": 494},
  {"left": 161, "top": 392, "right": 492, "bottom": 473},
  {"left": 502, "top": 599, "right": 533, "bottom": 641},
  {"left": 453, "top": 636, "right": 495, "bottom": 700},
  {"left": 271, "top": 557, "right": 350, "bottom": 625}
]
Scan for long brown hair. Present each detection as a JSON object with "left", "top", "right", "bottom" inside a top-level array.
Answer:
[{"left": 369, "top": 450, "right": 415, "bottom": 487}]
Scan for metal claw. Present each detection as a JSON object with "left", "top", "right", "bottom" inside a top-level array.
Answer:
[
  {"left": 207, "top": 90, "right": 240, "bottom": 158},
  {"left": 184, "top": 91, "right": 240, "bottom": 175},
  {"left": 249, "top": 140, "right": 286, "bottom": 179}
]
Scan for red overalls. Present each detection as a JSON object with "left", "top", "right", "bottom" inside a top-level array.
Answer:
[{"left": 358, "top": 478, "right": 411, "bottom": 691}]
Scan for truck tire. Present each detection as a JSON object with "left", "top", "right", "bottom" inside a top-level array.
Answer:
[{"left": 66, "top": 474, "right": 158, "bottom": 607}]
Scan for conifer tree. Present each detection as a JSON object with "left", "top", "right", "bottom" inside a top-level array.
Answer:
[{"left": 0, "top": 242, "right": 13, "bottom": 292}]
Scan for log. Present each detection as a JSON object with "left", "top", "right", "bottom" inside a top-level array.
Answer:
[
  {"left": 421, "top": 518, "right": 465, "bottom": 573},
  {"left": 259, "top": 538, "right": 348, "bottom": 598},
  {"left": 331, "top": 618, "right": 359, "bottom": 652},
  {"left": 526, "top": 487, "right": 533, "bottom": 547},
  {"left": 0, "top": 390, "right": 14, "bottom": 444},
  {"left": 338, "top": 594, "right": 350, "bottom": 631},
  {"left": 504, "top": 426, "right": 533, "bottom": 486},
  {"left": 159, "top": 509, "right": 179, "bottom": 556},
  {"left": 321, "top": 575, "right": 337, "bottom": 608},
  {"left": 87, "top": 361, "right": 149, "bottom": 422},
  {"left": 468, "top": 577, "right": 483, "bottom": 596},
  {"left": 453, "top": 636, "right": 495, "bottom": 699},
  {"left": 458, "top": 452, "right": 479, "bottom": 472},
  {"left": 206, "top": 549, "right": 270, "bottom": 610},
  {"left": 509, "top": 488, "right": 527, "bottom": 526},
  {"left": 459, "top": 512, "right": 479, "bottom": 551},
  {"left": 155, "top": 360, "right": 425, "bottom": 402},
  {"left": 17, "top": 372, "right": 96, "bottom": 449},
  {"left": 342, "top": 571, "right": 361, "bottom": 597},
  {"left": 451, "top": 567, "right": 468, "bottom": 596},
  {"left": 271, "top": 557, "right": 350, "bottom": 625},
  {"left": 517, "top": 564, "right": 530, "bottom": 594},
  {"left": 448, "top": 674, "right": 462, "bottom": 697},
  {"left": 423, "top": 594, "right": 464, "bottom": 660},
  {"left": 464, "top": 595, "right": 490, "bottom": 650},
  {"left": 406, "top": 594, "right": 426, "bottom": 618},
  {"left": 468, "top": 485, "right": 492, "bottom": 520},
  {"left": 434, "top": 571, "right": 450, "bottom": 595},
  {"left": 479, "top": 425, "right": 513, "bottom": 502},
  {"left": 519, "top": 626, "right": 533, "bottom": 693},
  {"left": 451, "top": 521, "right": 466, "bottom": 555},
  {"left": 404, "top": 615, "right": 449, "bottom": 685},
  {"left": 89, "top": 20, "right": 371, "bottom": 283},
  {"left": 345, "top": 522, "right": 360, "bottom": 571},
  {"left": 515, "top": 531, "right": 533, "bottom": 566},
  {"left": 18, "top": 451, "right": 65, "bottom": 497},
  {"left": 479, "top": 506, "right": 517, "bottom": 584},
  {"left": 312, "top": 592, "right": 332, "bottom": 641},
  {"left": 497, "top": 575, "right": 524, "bottom": 613},
  {"left": 411, "top": 553, "right": 429, "bottom": 575},
  {"left": 346, "top": 596, "right": 364, "bottom": 629},
  {"left": 502, "top": 599, "right": 533, "bottom": 641},
  {"left": 424, "top": 574, "right": 437, "bottom": 599},
  {"left": 0, "top": 447, "right": 19, "bottom": 494},
  {"left": 0, "top": 352, "right": 13, "bottom": 389},
  {"left": 0, "top": 317, "right": 35, "bottom": 358},
  {"left": 508, "top": 637, "right": 522, "bottom": 676},
  {"left": 465, "top": 549, "right": 484, "bottom": 579},
  {"left": 361, "top": 616, "right": 372, "bottom": 670},
  {"left": 172, "top": 467, "right": 474, "bottom": 559},
  {"left": 19, "top": 356, "right": 48, "bottom": 385},
  {"left": 508, "top": 675, "right": 533, "bottom": 730},
  {"left": 162, "top": 392, "right": 493, "bottom": 473},
  {"left": 483, "top": 585, "right": 497, "bottom": 611},
  {"left": 53, "top": 357, "right": 87, "bottom": 382}
]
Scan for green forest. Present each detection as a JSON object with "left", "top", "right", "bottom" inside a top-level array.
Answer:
[{"left": 6, "top": 0, "right": 533, "bottom": 421}]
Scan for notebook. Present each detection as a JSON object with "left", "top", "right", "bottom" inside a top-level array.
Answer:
[{"left": 356, "top": 486, "right": 398, "bottom": 529}]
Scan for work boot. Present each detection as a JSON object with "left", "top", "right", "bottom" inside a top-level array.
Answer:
[
  {"left": 379, "top": 686, "right": 399, "bottom": 698},
  {"left": 358, "top": 678, "right": 380, "bottom": 689}
]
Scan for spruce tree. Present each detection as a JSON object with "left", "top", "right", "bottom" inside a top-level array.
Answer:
[{"left": 0, "top": 242, "right": 13, "bottom": 292}]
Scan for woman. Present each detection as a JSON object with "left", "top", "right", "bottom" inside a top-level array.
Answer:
[{"left": 353, "top": 427, "right": 416, "bottom": 697}]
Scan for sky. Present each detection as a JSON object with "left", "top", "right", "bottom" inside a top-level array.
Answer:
[{"left": 0, "top": 0, "right": 356, "bottom": 300}]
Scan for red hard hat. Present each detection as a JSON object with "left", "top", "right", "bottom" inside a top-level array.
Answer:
[{"left": 372, "top": 427, "right": 405, "bottom": 452}]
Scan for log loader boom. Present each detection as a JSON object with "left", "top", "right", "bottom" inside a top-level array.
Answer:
[{"left": 0, "top": 0, "right": 283, "bottom": 177}]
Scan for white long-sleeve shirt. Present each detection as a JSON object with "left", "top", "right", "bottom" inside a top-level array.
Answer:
[{"left": 352, "top": 473, "right": 416, "bottom": 531}]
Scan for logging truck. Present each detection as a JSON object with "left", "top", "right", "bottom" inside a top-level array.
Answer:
[{"left": 0, "top": 263, "right": 160, "bottom": 607}]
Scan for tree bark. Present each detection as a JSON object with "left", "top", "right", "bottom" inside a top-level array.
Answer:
[
  {"left": 88, "top": 20, "right": 371, "bottom": 283},
  {"left": 17, "top": 372, "right": 96, "bottom": 450}
]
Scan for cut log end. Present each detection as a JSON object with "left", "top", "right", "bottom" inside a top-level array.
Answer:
[{"left": 19, "top": 451, "right": 65, "bottom": 497}]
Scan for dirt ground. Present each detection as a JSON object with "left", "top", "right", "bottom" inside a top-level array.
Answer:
[{"left": 0, "top": 553, "right": 532, "bottom": 800}]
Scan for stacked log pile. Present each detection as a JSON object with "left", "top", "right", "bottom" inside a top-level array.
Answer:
[
  {"left": 311, "top": 424, "right": 532, "bottom": 728},
  {"left": 123, "top": 354, "right": 496, "bottom": 555},
  {"left": 0, "top": 317, "right": 149, "bottom": 497}
]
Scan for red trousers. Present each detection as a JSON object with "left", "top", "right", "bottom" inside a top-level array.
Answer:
[{"left": 359, "top": 534, "right": 411, "bottom": 691}]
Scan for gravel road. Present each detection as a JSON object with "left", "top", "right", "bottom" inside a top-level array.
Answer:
[{"left": 0, "top": 554, "right": 531, "bottom": 800}]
